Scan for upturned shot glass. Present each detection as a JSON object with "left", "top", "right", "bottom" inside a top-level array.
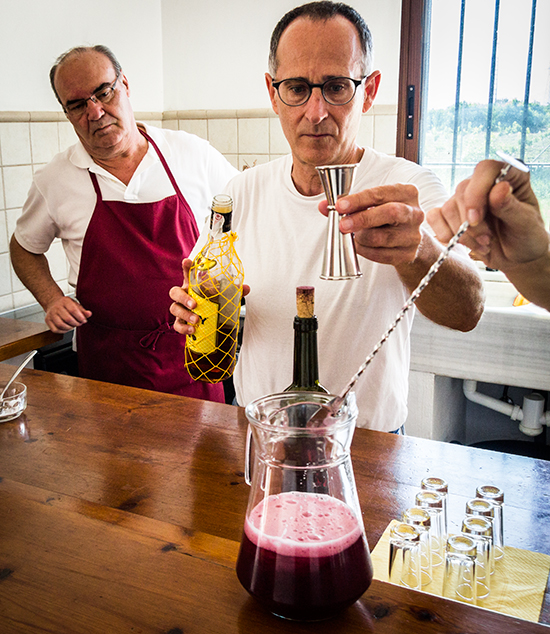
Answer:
[
  {"left": 461, "top": 515, "right": 493, "bottom": 599},
  {"left": 421, "top": 476, "right": 449, "bottom": 539},
  {"left": 465, "top": 498, "right": 496, "bottom": 573},
  {"left": 402, "top": 507, "right": 432, "bottom": 586},
  {"left": 476, "top": 485, "right": 504, "bottom": 560},
  {"left": 389, "top": 523, "right": 422, "bottom": 590},
  {"left": 443, "top": 534, "right": 478, "bottom": 605},
  {"left": 415, "top": 490, "right": 445, "bottom": 567}
]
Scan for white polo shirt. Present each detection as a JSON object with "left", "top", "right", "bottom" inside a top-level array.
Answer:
[{"left": 14, "top": 123, "right": 238, "bottom": 287}]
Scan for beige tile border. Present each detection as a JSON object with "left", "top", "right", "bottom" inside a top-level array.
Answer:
[
  {"left": 0, "top": 112, "right": 32, "bottom": 122},
  {"left": 0, "top": 111, "right": 164, "bottom": 123},
  {"left": 134, "top": 112, "right": 165, "bottom": 121},
  {"left": 30, "top": 112, "right": 66, "bottom": 122},
  {"left": 230, "top": 108, "right": 277, "bottom": 119},
  {"left": 165, "top": 109, "right": 276, "bottom": 120},
  {"left": 1, "top": 106, "right": 395, "bottom": 124},
  {"left": 163, "top": 110, "right": 207, "bottom": 120}
]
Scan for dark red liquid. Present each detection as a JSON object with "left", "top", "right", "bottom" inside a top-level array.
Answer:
[{"left": 236, "top": 531, "right": 373, "bottom": 621}]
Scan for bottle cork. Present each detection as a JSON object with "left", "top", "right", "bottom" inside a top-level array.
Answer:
[{"left": 296, "top": 286, "right": 315, "bottom": 318}]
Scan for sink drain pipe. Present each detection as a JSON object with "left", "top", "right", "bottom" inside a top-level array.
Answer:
[{"left": 463, "top": 380, "right": 550, "bottom": 436}]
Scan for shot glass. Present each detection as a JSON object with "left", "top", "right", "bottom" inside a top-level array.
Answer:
[
  {"left": 421, "top": 476, "right": 448, "bottom": 538},
  {"left": 461, "top": 515, "right": 493, "bottom": 599},
  {"left": 389, "top": 523, "right": 422, "bottom": 590},
  {"left": 402, "top": 507, "right": 432, "bottom": 586},
  {"left": 415, "top": 490, "right": 445, "bottom": 567},
  {"left": 443, "top": 534, "right": 477, "bottom": 605},
  {"left": 476, "top": 485, "right": 504, "bottom": 560},
  {"left": 465, "top": 498, "right": 496, "bottom": 573}
]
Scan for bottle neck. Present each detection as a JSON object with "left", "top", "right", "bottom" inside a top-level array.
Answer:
[
  {"left": 210, "top": 209, "right": 232, "bottom": 236},
  {"left": 288, "top": 316, "right": 327, "bottom": 392}
]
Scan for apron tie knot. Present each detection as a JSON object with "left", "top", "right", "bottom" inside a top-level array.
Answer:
[{"left": 139, "top": 322, "right": 174, "bottom": 350}]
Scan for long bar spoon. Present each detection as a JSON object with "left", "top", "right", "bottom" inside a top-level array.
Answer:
[
  {"left": 270, "top": 152, "right": 529, "bottom": 423},
  {"left": 0, "top": 350, "right": 37, "bottom": 399}
]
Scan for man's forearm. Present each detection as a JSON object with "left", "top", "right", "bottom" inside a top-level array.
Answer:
[
  {"left": 501, "top": 248, "right": 550, "bottom": 311},
  {"left": 396, "top": 231, "right": 485, "bottom": 332},
  {"left": 9, "top": 236, "right": 65, "bottom": 311}
]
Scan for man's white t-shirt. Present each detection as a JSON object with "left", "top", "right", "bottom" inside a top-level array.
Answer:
[{"left": 223, "top": 149, "right": 465, "bottom": 431}]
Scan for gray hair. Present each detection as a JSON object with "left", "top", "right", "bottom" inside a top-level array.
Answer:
[
  {"left": 268, "top": 1, "right": 373, "bottom": 77},
  {"left": 49, "top": 44, "right": 122, "bottom": 105}
]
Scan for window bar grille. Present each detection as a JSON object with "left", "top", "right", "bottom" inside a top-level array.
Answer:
[
  {"left": 485, "top": 0, "right": 501, "bottom": 159},
  {"left": 451, "top": 0, "right": 467, "bottom": 190},
  {"left": 520, "top": 0, "right": 537, "bottom": 162},
  {"left": 419, "top": 0, "right": 433, "bottom": 166}
]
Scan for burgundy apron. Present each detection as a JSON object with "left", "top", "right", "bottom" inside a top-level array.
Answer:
[{"left": 76, "top": 129, "right": 224, "bottom": 402}]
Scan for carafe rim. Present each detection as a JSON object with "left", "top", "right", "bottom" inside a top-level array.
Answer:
[{"left": 244, "top": 390, "right": 357, "bottom": 434}]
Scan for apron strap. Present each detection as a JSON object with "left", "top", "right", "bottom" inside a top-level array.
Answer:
[
  {"left": 89, "top": 170, "right": 102, "bottom": 197},
  {"left": 87, "top": 128, "right": 188, "bottom": 205},
  {"left": 138, "top": 128, "right": 186, "bottom": 201}
]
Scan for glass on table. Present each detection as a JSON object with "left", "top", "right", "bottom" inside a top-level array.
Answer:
[
  {"left": 402, "top": 507, "right": 432, "bottom": 586},
  {"left": 465, "top": 498, "right": 496, "bottom": 570},
  {"left": 421, "top": 476, "right": 448, "bottom": 538},
  {"left": 389, "top": 523, "right": 422, "bottom": 590},
  {"left": 465, "top": 498, "right": 495, "bottom": 523},
  {"left": 443, "top": 535, "right": 478, "bottom": 605},
  {"left": 415, "top": 490, "right": 445, "bottom": 567},
  {"left": 476, "top": 485, "right": 504, "bottom": 560},
  {"left": 461, "top": 515, "right": 493, "bottom": 598}
]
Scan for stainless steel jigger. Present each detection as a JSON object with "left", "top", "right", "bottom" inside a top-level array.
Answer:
[{"left": 317, "top": 164, "right": 362, "bottom": 280}]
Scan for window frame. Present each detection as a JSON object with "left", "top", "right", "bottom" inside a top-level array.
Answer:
[
  {"left": 396, "top": 0, "right": 537, "bottom": 287},
  {"left": 396, "top": 0, "right": 426, "bottom": 162}
]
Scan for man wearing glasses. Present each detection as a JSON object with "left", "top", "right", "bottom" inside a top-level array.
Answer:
[
  {"left": 170, "top": 1, "right": 484, "bottom": 431},
  {"left": 10, "top": 45, "right": 237, "bottom": 402}
]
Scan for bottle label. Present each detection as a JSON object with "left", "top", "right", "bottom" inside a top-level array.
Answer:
[
  {"left": 209, "top": 210, "right": 232, "bottom": 234},
  {"left": 187, "top": 288, "right": 219, "bottom": 355}
]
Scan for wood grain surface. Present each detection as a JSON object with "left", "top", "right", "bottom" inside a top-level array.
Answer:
[
  {"left": 0, "top": 317, "right": 62, "bottom": 361},
  {"left": 0, "top": 366, "right": 548, "bottom": 633}
]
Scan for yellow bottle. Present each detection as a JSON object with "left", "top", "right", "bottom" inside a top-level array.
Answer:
[{"left": 185, "top": 195, "right": 244, "bottom": 383}]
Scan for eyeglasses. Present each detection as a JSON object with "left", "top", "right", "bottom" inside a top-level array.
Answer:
[
  {"left": 272, "top": 76, "right": 366, "bottom": 107},
  {"left": 63, "top": 73, "right": 120, "bottom": 117}
]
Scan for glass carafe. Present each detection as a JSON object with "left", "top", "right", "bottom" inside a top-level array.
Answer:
[{"left": 236, "top": 391, "right": 373, "bottom": 621}]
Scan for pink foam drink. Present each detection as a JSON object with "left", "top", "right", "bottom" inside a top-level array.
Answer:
[{"left": 236, "top": 491, "right": 373, "bottom": 621}]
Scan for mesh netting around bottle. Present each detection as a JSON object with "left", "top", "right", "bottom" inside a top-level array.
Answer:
[{"left": 185, "top": 232, "right": 243, "bottom": 383}]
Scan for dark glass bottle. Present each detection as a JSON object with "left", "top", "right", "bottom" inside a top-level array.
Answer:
[
  {"left": 283, "top": 286, "right": 329, "bottom": 494},
  {"left": 284, "top": 286, "right": 328, "bottom": 393}
]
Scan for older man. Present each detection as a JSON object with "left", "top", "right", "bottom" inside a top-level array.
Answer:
[
  {"left": 170, "top": 1, "right": 484, "bottom": 431},
  {"left": 10, "top": 45, "right": 238, "bottom": 401}
]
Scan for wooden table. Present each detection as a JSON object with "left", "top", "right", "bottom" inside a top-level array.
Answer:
[
  {"left": 0, "top": 317, "right": 62, "bottom": 361},
  {"left": 0, "top": 365, "right": 549, "bottom": 633}
]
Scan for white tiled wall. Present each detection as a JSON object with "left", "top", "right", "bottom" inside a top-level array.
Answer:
[
  {"left": 0, "top": 106, "right": 397, "bottom": 313},
  {"left": 0, "top": 113, "right": 79, "bottom": 313}
]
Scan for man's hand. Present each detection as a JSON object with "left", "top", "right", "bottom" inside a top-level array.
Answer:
[
  {"left": 9, "top": 236, "right": 92, "bottom": 334},
  {"left": 427, "top": 160, "right": 548, "bottom": 272},
  {"left": 169, "top": 259, "right": 250, "bottom": 335},
  {"left": 45, "top": 296, "right": 92, "bottom": 334},
  {"left": 320, "top": 181, "right": 484, "bottom": 331},
  {"left": 318, "top": 183, "right": 424, "bottom": 267},
  {"left": 169, "top": 259, "right": 201, "bottom": 335}
]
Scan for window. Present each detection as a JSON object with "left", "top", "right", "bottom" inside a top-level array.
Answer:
[{"left": 398, "top": 0, "right": 550, "bottom": 222}]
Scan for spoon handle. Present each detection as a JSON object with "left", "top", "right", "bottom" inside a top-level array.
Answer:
[
  {"left": 1, "top": 350, "right": 38, "bottom": 399},
  {"left": 337, "top": 220, "right": 470, "bottom": 406},
  {"left": 334, "top": 153, "right": 528, "bottom": 410}
]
